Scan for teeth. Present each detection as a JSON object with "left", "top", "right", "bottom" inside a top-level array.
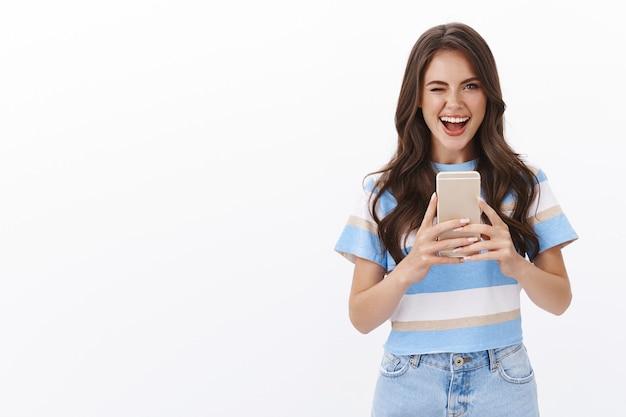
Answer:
[{"left": 440, "top": 116, "right": 469, "bottom": 123}]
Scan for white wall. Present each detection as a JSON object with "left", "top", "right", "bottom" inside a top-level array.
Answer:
[{"left": 0, "top": 1, "right": 621, "bottom": 415}]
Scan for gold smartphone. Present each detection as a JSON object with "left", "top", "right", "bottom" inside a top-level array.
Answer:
[{"left": 436, "top": 171, "right": 481, "bottom": 257}]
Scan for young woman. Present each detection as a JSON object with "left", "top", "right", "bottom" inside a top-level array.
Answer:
[{"left": 334, "top": 22, "right": 577, "bottom": 416}]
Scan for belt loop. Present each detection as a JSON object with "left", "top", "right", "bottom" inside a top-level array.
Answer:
[
  {"left": 488, "top": 349, "right": 498, "bottom": 372},
  {"left": 409, "top": 354, "right": 421, "bottom": 368}
]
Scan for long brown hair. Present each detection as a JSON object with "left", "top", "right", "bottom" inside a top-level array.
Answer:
[{"left": 370, "top": 22, "right": 540, "bottom": 263}]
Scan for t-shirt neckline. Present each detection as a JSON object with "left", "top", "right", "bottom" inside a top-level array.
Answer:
[{"left": 432, "top": 159, "right": 478, "bottom": 172}]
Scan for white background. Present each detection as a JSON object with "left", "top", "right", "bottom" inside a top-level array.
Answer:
[{"left": 0, "top": 1, "right": 622, "bottom": 416}]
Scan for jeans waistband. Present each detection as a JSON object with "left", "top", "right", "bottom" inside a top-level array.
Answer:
[{"left": 408, "top": 343, "right": 524, "bottom": 372}]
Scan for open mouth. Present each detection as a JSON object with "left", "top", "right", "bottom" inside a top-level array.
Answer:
[{"left": 440, "top": 116, "right": 469, "bottom": 133}]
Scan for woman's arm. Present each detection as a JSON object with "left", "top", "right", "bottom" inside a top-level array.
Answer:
[
  {"left": 348, "top": 193, "right": 481, "bottom": 333},
  {"left": 460, "top": 199, "right": 572, "bottom": 315},
  {"left": 516, "top": 246, "right": 572, "bottom": 315}
]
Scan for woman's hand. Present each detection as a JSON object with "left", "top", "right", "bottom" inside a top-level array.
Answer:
[
  {"left": 455, "top": 198, "right": 527, "bottom": 276},
  {"left": 455, "top": 198, "right": 572, "bottom": 315},
  {"left": 393, "top": 193, "right": 483, "bottom": 284}
]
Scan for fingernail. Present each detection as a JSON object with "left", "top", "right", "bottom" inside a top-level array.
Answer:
[
  {"left": 460, "top": 218, "right": 470, "bottom": 224},
  {"left": 453, "top": 247, "right": 462, "bottom": 253},
  {"left": 467, "top": 237, "right": 478, "bottom": 243}
]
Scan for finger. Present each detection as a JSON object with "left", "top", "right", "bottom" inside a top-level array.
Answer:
[
  {"left": 421, "top": 192, "right": 438, "bottom": 227},
  {"left": 428, "top": 249, "right": 468, "bottom": 264},
  {"left": 436, "top": 235, "right": 480, "bottom": 251},
  {"left": 477, "top": 197, "right": 506, "bottom": 226}
]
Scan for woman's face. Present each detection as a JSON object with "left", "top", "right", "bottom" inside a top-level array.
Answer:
[{"left": 420, "top": 49, "right": 487, "bottom": 164}]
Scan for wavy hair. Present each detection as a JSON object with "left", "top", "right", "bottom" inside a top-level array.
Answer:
[{"left": 370, "top": 22, "right": 540, "bottom": 263}]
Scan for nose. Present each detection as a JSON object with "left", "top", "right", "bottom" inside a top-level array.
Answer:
[{"left": 446, "top": 89, "right": 463, "bottom": 108}]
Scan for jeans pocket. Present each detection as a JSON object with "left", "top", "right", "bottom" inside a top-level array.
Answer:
[
  {"left": 379, "top": 352, "right": 412, "bottom": 378},
  {"left": 496, "top": 344, "right": 535, "bottom": 384}
]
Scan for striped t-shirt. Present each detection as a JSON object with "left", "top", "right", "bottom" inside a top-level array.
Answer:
[{"left": 334, "top": 159, "right": 578, "bottom": 354}]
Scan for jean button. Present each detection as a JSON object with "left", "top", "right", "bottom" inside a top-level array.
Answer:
[{"left": 454, "top": 357, "right": 464, "bottom": 366}]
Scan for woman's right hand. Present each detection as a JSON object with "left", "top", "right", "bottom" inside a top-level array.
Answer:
[
  {"left": 348, "top": 193, "right": 476, "bottom": 333},
  {"left": 393, "top": 192, "right": 476, "bottom": 284}
]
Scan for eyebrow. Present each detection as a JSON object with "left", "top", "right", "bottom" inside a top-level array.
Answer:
[{"left": 425, "top": 77, "right": 480, "bottom": 87}]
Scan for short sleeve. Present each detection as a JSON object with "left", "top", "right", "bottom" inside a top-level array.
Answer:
[
  {"left": 528, "top": 168, "right": 578, "bottom": 253},
  {"left": 334, "top": 175, "right": 395, "bottom": 271}
]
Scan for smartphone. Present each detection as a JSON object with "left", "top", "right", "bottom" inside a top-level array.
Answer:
[{"left": 436, "top": 171, "right": 481, "bottom": 257}]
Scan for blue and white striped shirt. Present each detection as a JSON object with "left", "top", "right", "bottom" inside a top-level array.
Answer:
[{"left": 335, "top": 160, "right": 578, "bottom": 354}]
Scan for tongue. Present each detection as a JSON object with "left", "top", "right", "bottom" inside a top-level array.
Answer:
[{"left": 444, "top": 122, "right": 465, "bottom": 132}]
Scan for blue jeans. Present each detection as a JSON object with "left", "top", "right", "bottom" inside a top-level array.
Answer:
[{"left": 372, "top": 343, "right": 539, "bottom": 417}]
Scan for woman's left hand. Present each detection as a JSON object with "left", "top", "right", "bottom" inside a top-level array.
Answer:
[
  {"left": 459, "top": 198, "right": 527, "bottom": 277},
  {"left": 461, "top": 198, "right": 572, "bottom": 315}
]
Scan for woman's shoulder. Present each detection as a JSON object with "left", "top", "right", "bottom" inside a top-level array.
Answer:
[
  {"left": 519, "top": 159, "right": 548, "bottom": 182},
  {"left": 362, "top": 172, "right": 384, "bottom": 192}
]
